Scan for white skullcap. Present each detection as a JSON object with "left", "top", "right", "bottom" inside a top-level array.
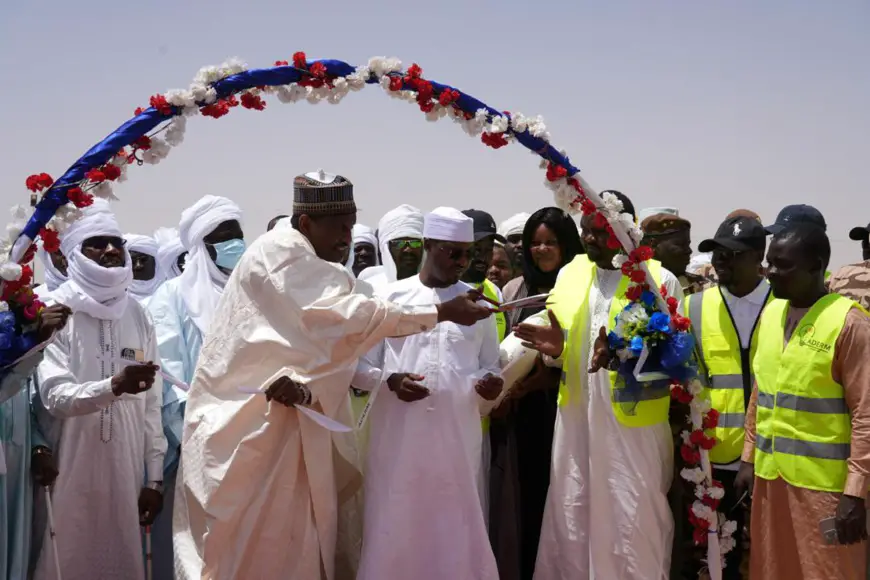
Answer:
[
  {"left": 424, "top": 207, "right": 474, "bottom": 243},
  {"left": 498, "top": 212, "right": 531, "bottom": 239},
  {"left": 60, "top": 198, "right": 123, "bottom": 256},
  {"left": 637, "top": 207, "right": 679, "bottom": 225}
]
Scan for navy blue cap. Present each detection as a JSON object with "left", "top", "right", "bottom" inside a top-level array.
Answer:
[{"left": 764, "top": 204, "right": 826, "bottom": 235}]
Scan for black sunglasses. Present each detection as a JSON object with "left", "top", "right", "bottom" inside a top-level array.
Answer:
[
  {"left": 437, "top": 245, "right": 472, "bottom": 261},
  {"left": 82, "top": 236, "right": 126, "bottom": 250}
]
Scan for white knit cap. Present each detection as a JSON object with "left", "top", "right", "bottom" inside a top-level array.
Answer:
[{"left": 423, "top": 207, "right": 474, "bottom": 243}]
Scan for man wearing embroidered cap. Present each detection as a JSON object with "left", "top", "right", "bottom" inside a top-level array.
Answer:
[
  {"left": 735, "top": 224, "right": 870, "bottom": 579},
  {"left": 34, "top": 198, "right": 166, "bottom": 580},
  {"left": 357, "top": 207, "right": 502, "bottom": 580},
  {"left": 145, "top": 195, "right": 245, "bottom": 580},
  {"left": 641, "top": 208, "right": 712, "bottom": 296},
  {"left": 828, "top": 220, "right": 870, "bottom": 311},
  {"left": 174, "top": 173, "right": 493, "bottom": 580}
]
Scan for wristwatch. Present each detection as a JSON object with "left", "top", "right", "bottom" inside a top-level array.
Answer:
[{"left": 145, "top": 481, "right": 164, "bottom": 494}]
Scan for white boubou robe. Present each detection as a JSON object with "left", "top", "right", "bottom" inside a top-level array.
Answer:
[
  {"left": 356, "top": 275, "right": 501, "bottom": 580},
  {"left": 33, "top": 300, "right": 165, "bottom": 580},
  {"left": 534, "top": 267, "right": 683, "bottom": 580},
  {"left": 173, "top": 227, "right": 441, "bottom": 580}
]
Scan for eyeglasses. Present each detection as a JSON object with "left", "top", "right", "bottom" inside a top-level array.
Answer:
[
  {"left": 82, "top": 236, "right": 126, "bottom": 250},
  {"left": 389, "top": 239, "right": 423, "bottom": 250},
  {"left": 437, "top": 245, "right": 472, "bottom": 261}
]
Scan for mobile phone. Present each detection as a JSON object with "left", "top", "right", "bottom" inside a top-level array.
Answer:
[{"left": 819, "top": 516, "right": 838, "bottom": 545}]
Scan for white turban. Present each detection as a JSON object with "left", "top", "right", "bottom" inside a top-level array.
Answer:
[
  {"left": 352, "top": 224, "right": 380, "bottom": 267},
  {"left": 37, "top": 244, "right": 68, "bottom": 293},
  {"left": 498, "top": 212, "right": 530, "bottom": 239},
  {"left": 177, "top": 195, "right": 243, "bottom": 334},
  {"left": 125, "top": 233, "right": 163, "bottom": 301},
  {"left": 154, "top": 226, "right": 186, "bottom": 279},
  {"left": 359, "top": 204, "right": 424, "bottom": 286},
  {"left": 52, "top": 198, "right": 132, "bottom": 320},
  {"left": 424, "top": 207, "right": 474, "bottom": 242}
]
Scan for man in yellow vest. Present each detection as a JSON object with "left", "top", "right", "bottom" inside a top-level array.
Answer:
[
  {"left": 735, "top": 224, "right": 870, "bottom": 579},
  {"left": 685, "top": 215, "right": 772, "bottom": 579},
  {"left": 515, "top": 190, "right": 685, "bottom": 579}
]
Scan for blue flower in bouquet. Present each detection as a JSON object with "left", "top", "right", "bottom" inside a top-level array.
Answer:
[
  {"left": 640, "top": 290, "right": 656, "bottom": 308},
  {"left": 608, "top": 331, "right": 625, "bottom": 350},
  {"left": 0, "top": 312, "right": 16, "bottom": 353},
  {"left": 629, "top": 335, "right": 644, "bottom": 356},
  {"left": 661, "top": 330, "right": 695, "bottom": 369},
  {"left": 646, "top": 312, "right": 671, "bottom": 334}
]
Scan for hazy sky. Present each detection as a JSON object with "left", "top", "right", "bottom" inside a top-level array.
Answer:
[{"left": 1, "top": 0, "right": 867, "bottom": 272}]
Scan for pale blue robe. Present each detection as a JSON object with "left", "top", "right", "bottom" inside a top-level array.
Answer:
[
  {"left": 0, "top": 354, "right": 47, "bottom": 580},
  {"left": 146, "top": 276, "right": 203, "bottom": 580}
]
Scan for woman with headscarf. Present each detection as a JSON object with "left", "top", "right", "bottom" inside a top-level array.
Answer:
[
  {"left": 489, "top": 207, "right": 583, "bottom": 580},
  {"left": 146, "top": 195, "right": 244, "bottom": 580}
]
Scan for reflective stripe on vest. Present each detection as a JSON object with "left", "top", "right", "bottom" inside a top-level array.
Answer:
[
  {"left": 753, "top": 294, "right": 855, "bottom": 493},
  {"left": 686, "top": 286, "right": 770, "bottom": 464},
  {"left": 551, "top": 256, "right": 669, "bottom": 428}
]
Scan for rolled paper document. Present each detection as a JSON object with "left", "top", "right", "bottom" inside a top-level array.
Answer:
[
  {"left": 237, "top": 386, "right": 353, "bottom": 433},
  {"left": 498, "top": 293, "right": 550, "bottom": 312},
  {"left": 489, "top": 309, "right": 549, "bottom": 410}
]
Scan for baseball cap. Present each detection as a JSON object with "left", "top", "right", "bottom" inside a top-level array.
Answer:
[
  {"left": 764, "top": 204, "right": 826, "bottom": 235},
  {"left": 849, "top": 223, "right": 870, "bottom": 242},
  {"left": 699, "top": 216, "right": 767, "bottom": 253},
  {"left": 461, "top": 209, "right": 506, "bottom": 243}
]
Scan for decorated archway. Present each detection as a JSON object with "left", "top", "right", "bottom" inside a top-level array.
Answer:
[{"left": 0, "top": 52, "right": 732, "bottom": 576}]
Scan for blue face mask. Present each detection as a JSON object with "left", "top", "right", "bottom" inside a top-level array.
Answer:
[{"left": 210, "top": 238, "right": 246, "bottom": 270}]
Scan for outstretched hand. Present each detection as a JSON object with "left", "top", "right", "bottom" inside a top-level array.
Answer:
[
  {"left": 513, "top": 310, "right": 564, "bottom": 358},
  {"left": 588, "top": 327, "right": 611, "bottom": 373},
  {"left": 437, "top": 291, "right": 494, "bottom": 326}
]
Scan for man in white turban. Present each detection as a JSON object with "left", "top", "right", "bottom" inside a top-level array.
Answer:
[
  {"left": 173, "top": 172, "right": 494, "bottom": 580},
  {"left": 351, "top": 224, "right": 379, "bottom": 277},
  {"left": 124, "top": 234, "right": 163, "bottom": 307},
  {"left": 498, "top": 212, "right": 530, "bottom": 270},
  {"left": 32, "top": 244, "right": 69, "bottom": 298},
  {"left": 34, "top": 198, "right": 166, "bottom": 580},
  {"left": 146, "top": 194, "right": 244, "bottom": 580},
  {"left": 357, "top": 207, "right": 503, "bottom": 580},
  {"left": 153, "top": 226, "right": 186, "bottom": 280},
  {"left": 358, "top": 204, "right": 425, "bottom": 291}
]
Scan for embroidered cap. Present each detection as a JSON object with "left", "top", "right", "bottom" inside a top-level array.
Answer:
[{"left": 293, "top": 170, "right": 356, "bottom": 217}]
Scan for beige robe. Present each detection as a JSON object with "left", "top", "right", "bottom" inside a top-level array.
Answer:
[{"left": 173, "top": 226, "right": 438, "bottom": 580}]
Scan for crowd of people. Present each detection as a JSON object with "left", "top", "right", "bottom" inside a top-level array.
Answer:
[{"left": 1, "top": 170, "right": 869, "bottom": 580}]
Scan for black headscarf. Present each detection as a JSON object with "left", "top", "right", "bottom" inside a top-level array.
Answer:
[{"left": 521, "top": 207, "right": 584, "bottom": 294}]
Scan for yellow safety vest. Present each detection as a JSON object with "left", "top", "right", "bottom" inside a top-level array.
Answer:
[
  {"left": 479, "top": 279, "right": 505, "bottom": 434},
  {"left": 550, "top": 255, "right": 670, "bottom": 428},
  {"left": 753, "top": 294, "right": 856, "bottom": 493},
  {"left": 686, "top": 286, "right": 772, "bottom": 465}
]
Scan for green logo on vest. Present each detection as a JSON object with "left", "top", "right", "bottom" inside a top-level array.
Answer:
[{"left": 798, "top": 325, "right": 833, "bottom": 353}]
